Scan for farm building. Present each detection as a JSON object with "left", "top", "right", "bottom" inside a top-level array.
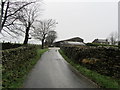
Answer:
[
  {"left": 92, "top": 39, "right": 109, "bottom": 45},
  {"left": 53, "top": 37, "right": 85, "bottom": 47}
]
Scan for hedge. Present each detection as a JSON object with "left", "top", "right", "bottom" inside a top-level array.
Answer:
[
  {"left": 61, "top": 46, "right": 120, "bottom": 79},
  {"left": 1, "top": 45, "right": 38, "bottom": 88},
  {"left": 1, "top": 42, "right": 22, "bottom": 50},
  {"left": 86, "top": 43, "right": 119, "bottom": 47}
]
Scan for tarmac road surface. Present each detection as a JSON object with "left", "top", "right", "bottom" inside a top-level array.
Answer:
[{"left": 23, "top": 47, "right": 98, "bottom": 88}]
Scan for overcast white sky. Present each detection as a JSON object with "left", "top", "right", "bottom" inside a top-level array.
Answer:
[
  {"left": 40, "top": 0, "right": 119, "bottom": 43},
  {"left": 0, "top": 0, "right": 119, "bottom": 43}
]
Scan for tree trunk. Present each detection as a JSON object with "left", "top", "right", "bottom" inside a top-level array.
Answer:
[
  {"left": 23, "top": 22, "right": 31, "bottom": 44},
  {"left": 0, "top": 1, "right": 9, "bottom": 32},
  {"left": 41, "top": 39, "right": 44, "bottom": 49},
  {"left": 23, "top": 26, "right": 30, "bottom": 44},
  {"left": 41, "top": 34, "right": 46, "bottom": 49},
  {"left": 0, "top": 1, "right": 4, "bottom": 32}
]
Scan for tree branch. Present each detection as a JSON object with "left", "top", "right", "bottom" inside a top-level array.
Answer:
[{"left": 7, "top": 2, "right": 35, "bottom": 18}]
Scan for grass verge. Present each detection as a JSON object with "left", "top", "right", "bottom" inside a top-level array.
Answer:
[
  {"left": 59, "top": 49, "right": 120, "bottom": 88},
  {"left": 4, "top": 48, "right": 48, "bottom": 88}
]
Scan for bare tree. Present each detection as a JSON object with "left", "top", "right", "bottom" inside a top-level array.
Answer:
[
  {"left": 0, "top": 0, "right": 35, "bottom": 35},
  {"left": 45, "top": 30, "right": 57, "bottom": 46},
  {"left": 108, "top": 32, "right": 118, "bottom": 45},
  {"left": 32, "top": 19, "right": 57, "bottom": 49},
  {"left": 17, "top": 3, "right": 40, "bottom": 44}
]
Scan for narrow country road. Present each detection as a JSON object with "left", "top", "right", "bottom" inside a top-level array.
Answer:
[{"left": 23, "top": 48, "right": 98, "bottom": 88}]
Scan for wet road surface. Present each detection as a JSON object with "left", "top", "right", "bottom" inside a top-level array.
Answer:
[{"left": 23, "top": 48, "right": 98, "bottom": 88}]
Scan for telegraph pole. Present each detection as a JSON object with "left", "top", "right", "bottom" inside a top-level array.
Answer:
[{"left": 118, "top": 1, "right": 120, "bottom": 46}]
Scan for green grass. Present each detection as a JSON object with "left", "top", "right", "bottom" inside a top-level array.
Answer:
[
  {"left": 59, "top": 49, "right": 120, "bottom": 88},
  {"left": 3, "top": 48, "right": 48, "bottom": 88}
]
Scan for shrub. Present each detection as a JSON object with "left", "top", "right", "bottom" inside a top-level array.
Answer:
[
  {"left": 1, "top": 45, "right": 38, "bottom": 88},
  {"left": 61, "top": 46, "right": 120, "bottom": 79},
  {"left": 1, "top": 42, "right": 22, "bottom": 50},
  {"left": 86, "top": 43, "right": 119, "bottom": 48}
]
